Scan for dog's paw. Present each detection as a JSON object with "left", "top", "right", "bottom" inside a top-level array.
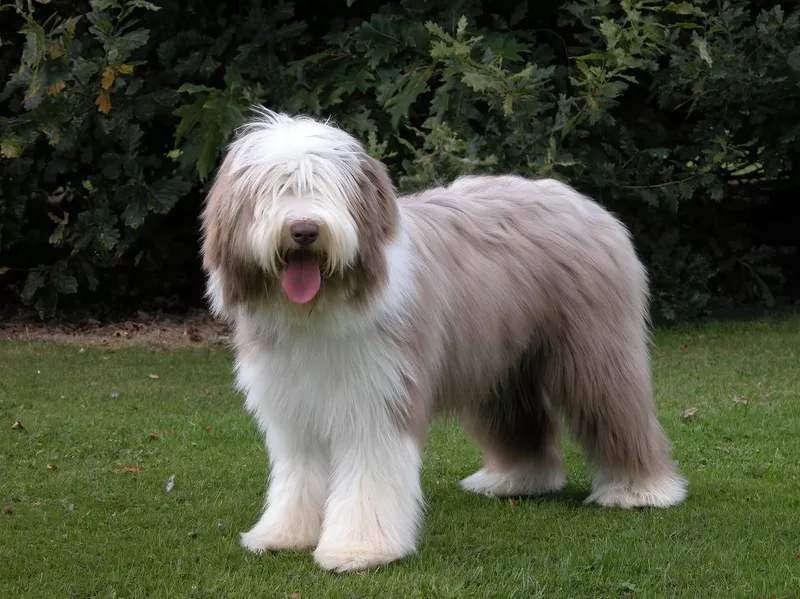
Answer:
[
  {"left": 313, "top": 543, "right": 410, "bottom": 572},
  {"left": 585, "top": 472, "right": 688, "bottom": 508},
  {"left": 240, "top": 521, "right": 319, "bottom": 553},
  {"left": 460, "top": 466, "right": 566, "bottom": 498}
]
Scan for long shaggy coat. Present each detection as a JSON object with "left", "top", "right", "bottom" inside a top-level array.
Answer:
[{"left": 200, "top": 109, "right": 688, "bottom": 572}]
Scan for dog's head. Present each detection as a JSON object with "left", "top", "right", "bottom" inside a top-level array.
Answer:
[{"left": 200, "top": 108, "right": 399, "bottom": 320}]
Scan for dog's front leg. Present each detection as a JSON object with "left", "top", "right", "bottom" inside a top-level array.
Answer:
[
  {"left": 313, "top": 425, "right": 424, "bottom": 572},
  {"left": 240, "top": 420, "right": 328, "bottom": 552}
]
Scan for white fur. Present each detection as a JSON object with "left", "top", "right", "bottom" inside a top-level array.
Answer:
[
  {"left": 460, "top": 461, "right": 567, "bottom": 498},
  {"left": 227, "top": 109, "right": 362, "bottom": 276},
  {"left": 225, "top": 224, "right": 422, "bottom": 570},
  {"left": 585, "top": 470, "right": 688, "bottom": 508}
]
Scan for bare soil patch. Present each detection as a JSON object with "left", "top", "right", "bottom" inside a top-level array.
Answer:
[{"left": 0, "top": 310, "right": 231, "bottom": 350}]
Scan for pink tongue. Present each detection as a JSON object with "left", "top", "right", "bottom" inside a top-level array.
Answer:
[{"left": 282, "top": 254, "right": 322, "bottom": 304}]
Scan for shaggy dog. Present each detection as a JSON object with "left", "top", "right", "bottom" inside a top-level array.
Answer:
[{"left": 200, "top": 108, "right": 688, "bottom": 572}]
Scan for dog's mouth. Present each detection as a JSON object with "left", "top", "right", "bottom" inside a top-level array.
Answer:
[{"left": 281, "top": 251, "right": 322, "bottom": 305}]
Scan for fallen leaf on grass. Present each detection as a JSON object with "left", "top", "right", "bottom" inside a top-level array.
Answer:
[
  {"left": 678, "top": 344, "right": 688, "bottom": 350},
  {"left": 46, "top": 463, "right": 57, "bottom": 470},
  {"left": 732, "top": 396, "right": 748, "bottom": 405},
  {"left": 148, "top": 433, "right": 161, "bottom": 441},
  {"left": 681, "top": 408, "right": 697, "bottom": 420},
  {"left": 719, "top": 446, "right": 730, "bottom": 454},
  {"left": 796, "top": 548, "right": 800, "bottom": 560},
  {"left": 148, "top": 374, "right": 160, "bottom": 379},
  {"left": 3, "top": 504, "right": 12, "bottom": 515},
  {"left": 187, "top": 531, "right": 197, "bottom": 538},
  {"left": 32, "top": 502, "right": 41, "bottom": 507},
  {"left": 507, "top": 498, "right": 516, "bottom": 507},
  {"left": 291, "top": 593, "right": 301, "bottom": 599},
  {"left": 205, "top": 425, "right": 212, "bottom": 432},
  {"left": 113, "top": 466, "right": 144, "bottom": 473},
  {"left": 166, "top": 474, "right": 175, "bottom": 493},
  {"left": 11, "top": 421, "right": 24, "bottom": 430}
]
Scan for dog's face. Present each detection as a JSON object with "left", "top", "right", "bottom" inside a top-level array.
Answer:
[{"left": 200, "top": 109, "right": 399, "bottom": 320}]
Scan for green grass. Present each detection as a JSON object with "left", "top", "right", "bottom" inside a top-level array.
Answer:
[{"left": 2, "top": 316, "right": 799, "bottom": 599}]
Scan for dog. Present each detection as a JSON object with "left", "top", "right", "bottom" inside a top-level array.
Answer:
[{"left": 200, "top": 108, "right": 688, "bottom": 572}]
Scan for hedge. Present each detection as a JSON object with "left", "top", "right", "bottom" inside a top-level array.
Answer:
[{"left": 1, "top": 0, "right": 798, "bottom": 322}]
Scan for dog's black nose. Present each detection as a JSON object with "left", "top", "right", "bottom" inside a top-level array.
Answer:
[{"left": 290, "top": 221, "right": 319, "bottom": 246}]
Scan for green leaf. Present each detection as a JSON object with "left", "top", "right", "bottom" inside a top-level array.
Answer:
[
  {"left": 173, "top": 100, "right": 205, "bottom": 142},
  {"left": 385, "top": 69, "right": 431, "bottom": 128},
  {"left": 148, "top": 176, "right": 191, "bottom": 212},
  {"left": 22, "top": 269, "right": 46, "bottom": 304},
  {"left": 197, "top": 122, "right": 222, "bottom": 181},
  {"left": 53, "top": 273, "right": 78, "bottom": 295},
  {"left": 461, "top": 71, "right": 498, "bottom": 93},
  {"left": 128, "top": 0, "right": 161, "bottom": 10},
  {"left": 664, "top": 2, "right": 706, "bottom": 17},
  {"left": 177, "top": 83, "right": 216, "bottom": 94},
  {"left": 121, "top": 200, "right": 149, "bottom": 228}
]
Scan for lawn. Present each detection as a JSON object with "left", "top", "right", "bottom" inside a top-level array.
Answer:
[{"left": 1, "top": 316, "right": 799, "bottom": 599}]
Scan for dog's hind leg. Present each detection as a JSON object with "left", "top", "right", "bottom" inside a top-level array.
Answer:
[
  {"left": 544, "top": 321, "right": 688, "bottom": 509},
  {"left": 459, "top": 350, "right": 566, "bottom": 497}
]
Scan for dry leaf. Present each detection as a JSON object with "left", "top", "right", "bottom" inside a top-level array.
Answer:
[
  {"left": 148, "top": 374, "right": 160, "bottom": 379},
  {"left": 187, "top": 530, "right": 197, "bottom": 538},
  {"left": 101, "top": 66, "right": 116, "bottom": 90},
  {"left": 182, "top": 396, "right": 189, "bottom": 402},
  {"left": 117, "top": 64, "right": 134, "bottom": 74},
  {"left": 507, "top": 498, "right": 516, "bottom": 507},
  {"left": 32, "top": 502, "right": 41, "bottom": 507},
  {"left": 114, "top": 465, "right": 144, "bottom": 473},
  {"left": 46, "top": 80, "right": 66, "bottom": 96},
  {"left": 678, "top": 344, "right": 688, "bottom": 350},
  {"left": 3, "top": 504, "right": 12, "bottom": 515},
  {"left": 719, "top": 446, "right": 730, "bottom": 454},
  {"left": 681, "top": 407, "right": 698, "bottom": 420},
  {"left": 205, "top": 425, "right": 212, "bottom": 432},
  {"left": 291, "top": 593, "right": 301, "bottom": 599},
  {"left": 732, "top": 396, "right": 748, "bottom": 405},
  {"left": 189, "top": 332, "right": 202, "bottom": 342},
  {"left": 95, "top": 90, "right": 111, "bottom": 114},
  {"left": 148, "top": 433, "right": 161, "bottom": 441},
  {"left": 11, "top": 421, "right": 24, "bottom": 430},
  {"left": 46, "top": 463, "right": 57, "bottom": 470}
]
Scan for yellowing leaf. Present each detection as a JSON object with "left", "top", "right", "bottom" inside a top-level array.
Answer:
[
  {"left": 46, "top": 81, "right": 66, "bottom": 96},
  {"left": 95, "top": 90, "right": 111, "bottom": 114},
  {"left": 117, "top": 64, "right": 134, "bottom": 74},
  {"left": 1, "top": 140, "right": 22, "bottom": 159},
  {"left": 101, "top": 67, "right": 116, "bottom": 90},
  {"left": 43, "top": 127, "right": 61, "bottom": 146}
]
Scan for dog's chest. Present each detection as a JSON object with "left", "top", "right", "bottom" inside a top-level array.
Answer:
[{"left": 238, "top": 329, "right": 409, "bottom": 436}]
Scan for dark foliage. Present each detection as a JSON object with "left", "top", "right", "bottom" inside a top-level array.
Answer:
[{"left": 1, "top": 0, "right": 798, "bottom": 321}]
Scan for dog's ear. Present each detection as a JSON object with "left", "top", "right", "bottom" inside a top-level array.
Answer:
[
  {"left": 200, "top": 157, "right": 264, "bottom": 313},
  {"left": 354, "top": 155, "right": 400, "bottom": 243},
  {"left": 346, "top": 155, "right": 401, "bottom": 306},
  {"left": 200, "top": 159, "right": 234, "bottom": 273}
]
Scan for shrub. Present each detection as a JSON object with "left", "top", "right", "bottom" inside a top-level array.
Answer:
[{"left": 1, "top": 0, "right": 797, "bottom": 321}]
